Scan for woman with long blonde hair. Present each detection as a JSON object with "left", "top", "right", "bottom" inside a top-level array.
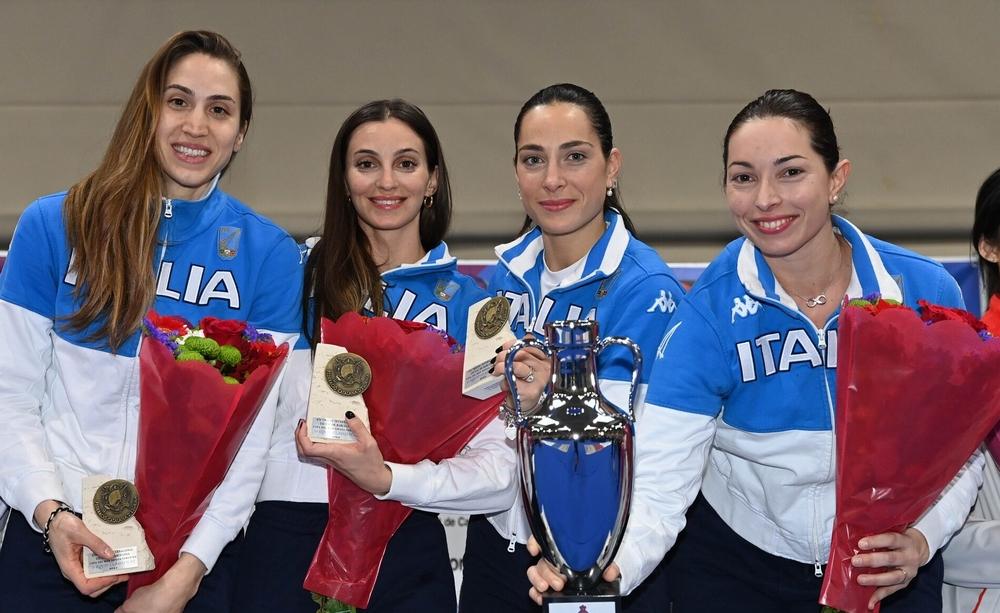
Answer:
[{"left": 0, "top": 31, "right": 301, "bottom": 612}]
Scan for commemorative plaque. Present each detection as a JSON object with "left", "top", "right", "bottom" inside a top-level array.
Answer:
[
  {"left": 82, "top": 475, "right": 155, "bottom": 578},
  {"left": 307, "top": 343, "right": 371, "bottom": 443}
]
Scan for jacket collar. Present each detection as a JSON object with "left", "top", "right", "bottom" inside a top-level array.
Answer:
[
  {"left": 381, "top": 241, "right": 456, "bottom": 279},
  {"left": 158, "top": 175, "right": 226, "bottom": 243},
  {"left": 736, "top": 214, "right": 902, "bottom": 309},
  {"left": 494, "top": 210, "right": 631, "bottom": 291}
]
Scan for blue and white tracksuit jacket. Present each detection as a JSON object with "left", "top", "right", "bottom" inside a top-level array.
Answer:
[
  {"left": 0, "top": 181, "right": 302, "bottom": 572},
  {"left": 482, "top": 210, "right": 686, "bottom": 566},
  {"left": 257, "top": 242, "right": 517, "bottom": 516},
  {"left": 614, "top": 215, "right": 984, "bottom": 592}
]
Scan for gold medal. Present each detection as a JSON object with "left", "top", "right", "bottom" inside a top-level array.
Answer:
[
  {"left": 324, "top": 352, "right": 372, "bottom": 397},
  {"left": 93, "top": 479, "right": 139, "bottom": 525},
  {"left": 475, "top": 296, "right": 510, "bottom": 340}
]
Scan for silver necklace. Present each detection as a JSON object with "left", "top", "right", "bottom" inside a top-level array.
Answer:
[
  {"left": 789, "top": 238, "right": 849, "bottom": 309},
  {"left": 799, "top": 294, "right": 828, "bottom": 308}
]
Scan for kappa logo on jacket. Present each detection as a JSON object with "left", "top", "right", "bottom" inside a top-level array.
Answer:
[
  {"left": 730, "top": 295, "right": 761, "bottom": 323},
  {"left": 646, "top": 289, "right": 676, "bottom": 314}
]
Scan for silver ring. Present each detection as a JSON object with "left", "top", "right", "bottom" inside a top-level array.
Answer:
[
  {"left": 522, "top": 366, "right": 535, "bottom": 384},
  {"left": 898, "top": 568, "right": 908, "bottom": 584}
]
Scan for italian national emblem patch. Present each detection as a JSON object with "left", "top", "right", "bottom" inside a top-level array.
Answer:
[{"left": 218, "top": 226, "right": 241, "bottom": 260}]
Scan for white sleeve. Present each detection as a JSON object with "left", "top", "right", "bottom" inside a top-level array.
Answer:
[
  {"left": 614, "top": 392, "right": 716, "bottom": 595},
  {"left": 912, "top": 448, "right": 985, "bottom": 563},
  {"left": 0, "top": 301, "right": 65, "bottom": 527},
  {"left": 376, "top": 415, "right": 517, "bottom": 515},
  {"left": 180, "top": 330, "right": 297, "bottom": 572},
  {"left": 942, "top": 452, "right": 1000, "bottom": 588}
]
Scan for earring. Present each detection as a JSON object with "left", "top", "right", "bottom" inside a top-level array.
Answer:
[
  {"left": 831, "top": 193, "right": 840, "bottom": 204},
  {"left": 606, "top": 186, "right": 614, "bottom": 197},
  {"left": 423, "top": 194, "right": 434, "bottom": 209},
  {"left": 516, "top": 188, "right": 522, "bottom": 201}
]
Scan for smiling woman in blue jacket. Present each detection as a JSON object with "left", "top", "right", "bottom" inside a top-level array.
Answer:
[
  {"left": 0, "top": 31, "right": 302, "bottom": 613},
  {"left": 549, "top": 89, "right": 983, "bottom": 613},
  {"left": 461, "top": 83, "right": 686, "bottom": 613},
  {"left": 233, "top": 99, "right": 516, "bottom": 613}
]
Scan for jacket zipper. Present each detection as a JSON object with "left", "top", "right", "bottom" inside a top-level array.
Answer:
[
  {"left": 163, "top": 198, "right": 173, "bottom": 219},
  {"left": 751, "top": 292, "right": 838, "bottom": 577}
]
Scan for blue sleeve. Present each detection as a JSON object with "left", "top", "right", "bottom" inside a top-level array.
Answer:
[
  {"left": 0, "top": 200, "right": 59, "bottom": 319},
  {"left": 643, "top": 296, "right": 732, "bottom": 418},
  {"left": 248, "top": 234, "right": 303, "bottom": 334},
  {"left": 597, "top": 272, "right": 685, "bottom": 384}
]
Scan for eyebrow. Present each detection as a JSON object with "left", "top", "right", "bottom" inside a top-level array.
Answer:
[
  {"left": 353, "top": 148, "right": 421, "bottom": 157},
  {"left": 517, "top": 140, "right": 595, "bottom": 154},
  {"left": 727, "top": 154, "right": 807, "bottom": 170},
  {"left": 164, "top": 84, "right": 236, "bottom": 103}
]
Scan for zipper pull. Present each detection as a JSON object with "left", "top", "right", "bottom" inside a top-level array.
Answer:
[
  {"left": 814, "top": 561, "right": 823, "bottom": 577},
  {"left": 816, "top": 329, "right": 827, "bottom": 350},
  {"left": 507, "top": 533, "right": 516, "bottom": 553},
  {"left": 163, "top": 198, "right": 173, "bottom": 219}
]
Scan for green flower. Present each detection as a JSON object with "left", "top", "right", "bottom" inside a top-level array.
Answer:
[
  {"left": 176, "top": 350, "right": 206, "bottom": 362},
  {"left": 222, "top": 376, "right": 240, "bottom": 385},
  {"left": 311, "top": 593, "right": 356, "bottom": 613},
  {"left": 217, "top": 345, "right": 242, "bottom": 367},
  {"left": 182, "top": 336, "right": 220, "bottom": 359}
]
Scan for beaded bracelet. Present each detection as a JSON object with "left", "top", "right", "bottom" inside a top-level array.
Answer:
[{"left": 42, "top": 504, "right": 73, "bottom": 553}]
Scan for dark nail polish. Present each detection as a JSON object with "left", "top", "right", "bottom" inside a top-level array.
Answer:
[
  {"left": 495, "top": 346, "right": 503, "bottom": 353},
  {"left": 345, "top": 411, "right": 356, "bottom": 419},
  {"left": 489, "top": 357, "right": 496, "bottom": 365}
]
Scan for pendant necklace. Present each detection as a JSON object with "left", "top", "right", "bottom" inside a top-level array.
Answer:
[{"left": 790, "top": 238, "right": 850, "bottom": 309}]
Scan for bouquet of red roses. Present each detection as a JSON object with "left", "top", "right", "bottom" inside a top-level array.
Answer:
[
  {"left": 819, "top": 298, "right": 1000, "bottom": 612},
  {"left": 303, "top": 312, "right": 504, "bottom": 608},
  {"left": 128, "top": 312, "right": 289, "bottom": 592}
]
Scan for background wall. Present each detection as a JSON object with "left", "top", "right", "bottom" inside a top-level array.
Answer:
[{"left": 1, "top": 1, "right": 997, "bottom": 262}]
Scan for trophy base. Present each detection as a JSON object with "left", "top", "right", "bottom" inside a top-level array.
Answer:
[{"left": 543, "top": 579, "right": 621, "bottom": 613}]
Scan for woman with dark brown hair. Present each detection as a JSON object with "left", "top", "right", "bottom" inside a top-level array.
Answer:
[
  {"left": 0, "top": 31, "right": 302, "bottom": 612},
  {"left": 234, "top": 99, "right": 515, "bottom": 612}
]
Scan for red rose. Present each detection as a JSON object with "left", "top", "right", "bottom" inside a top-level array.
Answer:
[
  {"left": 918, "top": 300, "right": 989, "bottom": 333},
  {"left": 147, "top": 311, "right": 191, "bottom": 335},
  {"left": 231, "top": 339, "right": 282, "bottom": 381},
  {"left": 200, "top": 317, "right": 249, "bottom": 353}
]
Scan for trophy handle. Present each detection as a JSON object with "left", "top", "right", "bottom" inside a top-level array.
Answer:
[
  {"left": 596, "top": 336, "right": 643, "bottom": 423},
  {"left": 504, "top": 338, "right": 553, "bottom": 423}
]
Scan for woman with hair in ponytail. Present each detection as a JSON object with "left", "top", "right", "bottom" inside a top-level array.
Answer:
[
  {"left": 460, "top": 83, "right": 686, "bottom": 612},
  {"left": 0, "top": 31, "right": 302, "bottom": 612},
  {"left": 233, "top": 99, "right": 516, "bottom": 613}
]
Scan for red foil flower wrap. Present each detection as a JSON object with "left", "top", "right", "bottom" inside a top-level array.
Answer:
[
  {"left": 981, "top": 295, "right": 1000, "bottom": 467},
  {"left": 819, "top": 302, "right": 1000, "bottom": 612},
  {"left": 303, "top": 312, "right": 503, "bottom": 608},
  {"left": 128, "top": 317, "right": 288, "bottom": 593}
]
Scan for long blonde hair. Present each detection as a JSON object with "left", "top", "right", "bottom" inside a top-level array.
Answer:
[{"left": 62, "top": 31, "right": 253, "bottom": 350}]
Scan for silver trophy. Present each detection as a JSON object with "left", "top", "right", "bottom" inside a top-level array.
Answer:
[{"left": 506, "top": 320, "right": 641, "bottom": 611}]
